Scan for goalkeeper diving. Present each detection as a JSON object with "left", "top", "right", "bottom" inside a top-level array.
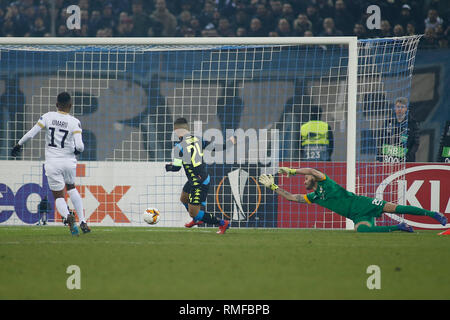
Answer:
[{"left": 259, "top": 167, "right": 448, "bottom": 232}]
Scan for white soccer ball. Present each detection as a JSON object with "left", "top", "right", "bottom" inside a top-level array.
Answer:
[{"left": 143, "top": 208, "right": 160, "bottom": 225}]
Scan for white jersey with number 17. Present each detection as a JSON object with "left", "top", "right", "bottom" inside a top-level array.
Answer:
[{"left": 37, "top": 111, "right": 83, "bottom": 160}]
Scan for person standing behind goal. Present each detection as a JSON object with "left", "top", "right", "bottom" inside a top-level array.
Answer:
[{"left": 11, "top": 92, "right": 90, "bottom": 236}]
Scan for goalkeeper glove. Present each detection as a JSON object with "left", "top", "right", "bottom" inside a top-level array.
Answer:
[
  {"left": 259, "top": 174, "right": 279, "bottom": 191},
  {"left": 11, "top": 144, "right": 22, "bottom": 157},
  {"left": 278, "top": 167, "right": 297, "bottom": 177}
]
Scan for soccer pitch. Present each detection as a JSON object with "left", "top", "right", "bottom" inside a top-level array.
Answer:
[{"left": 0, "top": 226, "right": 449, "bottom": 300}]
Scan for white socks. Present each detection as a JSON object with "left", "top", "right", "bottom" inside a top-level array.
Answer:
[
  {"left": 68, "top": 188, "right": 85, "bottom": 223},
  {"left": 55, "top": 198, "right": 70, "bottom": 220}
]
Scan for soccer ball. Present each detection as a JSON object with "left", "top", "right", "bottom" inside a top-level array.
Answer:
[{"left": 143, "top": 208, "right": 160, "bottom": 225}]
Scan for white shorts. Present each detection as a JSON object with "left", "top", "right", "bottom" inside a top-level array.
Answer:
[{"left": 44, "top": 159, "right": 77, "bottom": 191}]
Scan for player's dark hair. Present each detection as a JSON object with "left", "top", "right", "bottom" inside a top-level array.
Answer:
[
  {"left": 174, "top": 117, "right": 188, "bottom": 125},
  {"left": 57, "top": 92, "right": 71, "bottom": 108},
  {"left": 174, "top": 117, "right": 189, "bottom": 130}
]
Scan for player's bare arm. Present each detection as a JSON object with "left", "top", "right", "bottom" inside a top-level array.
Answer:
[
  {"left": 276, "top": 188, "right": 307, "bottom": 203},
  {"left": 258, "top": 174, "right": 307, "bottom": 203}
]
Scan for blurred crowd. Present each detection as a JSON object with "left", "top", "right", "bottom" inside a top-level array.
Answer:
[{"left": 0, "top": 0, "right": 449, "bottom": 49}]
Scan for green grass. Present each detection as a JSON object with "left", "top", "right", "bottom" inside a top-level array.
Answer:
[{"left": 0, "top": 226, "right": 449, "bottom": 300}]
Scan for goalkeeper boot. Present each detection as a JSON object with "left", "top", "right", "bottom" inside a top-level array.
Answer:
[
  {"left": 432, "top": 212, "right": 447, "bottom": 226},
  {"left": 66, "top": 213, "right": 79, "bottom": 236},
  {"left": 185, "top": 220, "right": 204, "bottom": 228},
  {"left": 216, "top": 220, "right": 230, "bottom": 234},
  {"left": 80, "top": 221, "right": 91, "bottom": 234},
  {"left": 397, "top": 222, "right": 414, "bottom": 233}
]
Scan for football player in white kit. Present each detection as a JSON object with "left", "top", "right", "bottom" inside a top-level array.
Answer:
[{"left": 11, "top": 92, "right": 90, "bottom": 236}]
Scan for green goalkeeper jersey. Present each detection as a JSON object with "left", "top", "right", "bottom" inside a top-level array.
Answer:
[{"left": 304, "top": 174, "right": 386, "bottom": 222}]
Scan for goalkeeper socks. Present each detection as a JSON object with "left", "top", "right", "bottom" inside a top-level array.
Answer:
[
  {"left": 356, "top": 224, "right": 400, "bottom": 233},
  {"left": 68, "top": 188, "right": 86, "bottom": 223},
  {"left": 55, "top": 198, "right": 69, "bottom": 220},
  {"left": 394, "top": 205, "right": 435, "bottom": 217}
]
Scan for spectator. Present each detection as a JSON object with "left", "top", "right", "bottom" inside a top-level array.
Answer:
[
  {"left": 377, "top": 97, "right": 420, "bottom": 163},
  {"left": 419, "top": 27, "right": 440, "bottom": 50},
  {"left": 424, "top": 8, "right": 443, "bottom": 31},
  {"left": 393, "top": 24, "right": 405, "bottom": 37},
  {"left": 0, "top": 0, "right": 443, "bottom": 46},
  {"left": 306, "top": 4, "right": 323, "bottom": 34},
  {"left": 217, "top": 0, "right": 238, "bottom": 19},
  {"left": 80, "top": 10, "right": 90, "bottom": 29},
  {"left": 78, "top": 23, "right": 89, "bottom": 37},
  {"left": 398, "top": 4, "right": 415, "bottom": 29},
  {"left": 269, "top": 0, "right": 283, "bottom": 22},
  {"left": 210, "top": 8, "right": 222, "bottom": 30},
  {"left": 30, "top": 17, "right": 47, "bottom": 37},
  {"left": 315, "top": 0, "right": 334, "bottom": 20},
  {"left": 189, "top": 16, "right": 202, "bottom": 37},
  {"left": 281, "top": 3, "right": 295, "bottom": 24},
  {"left": 37, "top": 4, "right": 51, "bottom": 31},
  {"left": 380, "top": 20, "right": 392, "bottom": 37},
  {"left": 236, "top": 26, "right": 247, "bottom": 37},
  {"left": 116, "top": 13, "right": 135, "bottom": 37},
  {"left": 333, "top": 0, "right": 354, "bottom": 35},
  {"left": 217, "top": 17, "right": 235, "bottom": 37},
  {"left": 253, "top": 3, "right": 274, "bottom": 34},
  {"left": 247, "top": 17, "right": 265, "bottom": 37},
  {"left": 131, "top": 0, "right": 153, "bottom": 37},
  {"left": 319, "top": 18, "right": 343, "bottom": 37},
  {"left": 177, "top": 10, "right": 192, "bottom": 29},
  {"left": 406, "top": 22, "right": 417, "bottom": 36},
  {"left": 22, "top": 5, "right": 36, "bottom": 25},
  {"left": 304, "top": 30, "right": 313, "bottom": 37},
  {"left": 99, "top": 3, "right": 116, "bottom": 31},
  {"left": 198, "top": 0, "right": 217, "bottom": 28},
  {"left": 176, "top": 10, "right": 193, "bottom": 36},
  {"left": 379, "top": 0, "right": 400, "bottom": 24},
  {"left": 178, "top": 0, "right": 201, "bottom": 15},
  {"left": 289, "top": 0, "right": 308, "bottom": 15},
  {"left": 57, "top": 24, "right": 68, "bottom": 37},
  {"left": 300, "top": 106, "right": 334, "bottom": 161},
  {"left": 151, "top": 0, "right": 177, "bottom": 36},
  {"left": 293, "top": 14, "right": 313, "bottom": 37},
  {"left": 353, "top": 23, "right": 367, "bottom": 39},
  {"left": 78, "top": 0, "right": 90, "bottom": 11},
  {"left": 89, "top": 10, "right": 103, "bottom": 36},
  {"left": 436, "top": 26, "right": 450, "bottom": 48},
  {"left": 103, "top": 27, "right": 113, "bottom": 37},
  {"left": 276, "top": 18, "right": 293, "bottom": 37},
  {"left": 232, "top": 9, "right": 249, "bottom": 30},
  {"left": 3, "top": 3, "right": 29, "bottom": 36}
]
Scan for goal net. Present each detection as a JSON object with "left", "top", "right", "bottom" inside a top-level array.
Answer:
[{"left": 0, "top": 36, "right": 421, "bottom": 228}]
